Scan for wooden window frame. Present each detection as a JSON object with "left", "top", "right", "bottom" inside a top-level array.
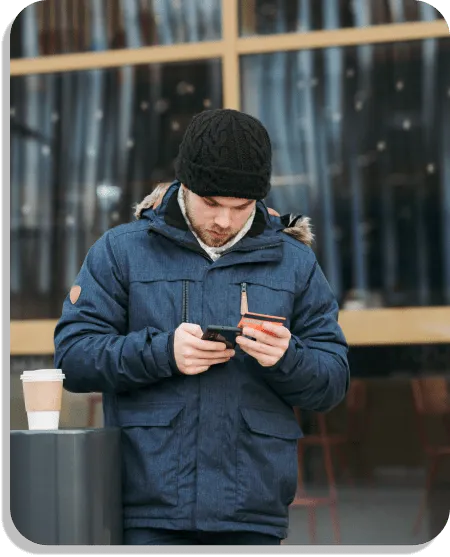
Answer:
[
  {"left": 10, "top": 308, "right": 450, "bottom": 355},
  {"left": 9, "top": 2, "right": 450, "bottom": 353}
]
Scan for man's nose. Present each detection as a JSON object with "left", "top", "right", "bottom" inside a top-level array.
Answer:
[{"left": 214, "top": 209, "right": 231, "bottom": 229}]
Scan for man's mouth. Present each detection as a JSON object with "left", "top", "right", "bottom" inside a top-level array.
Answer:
[{"left": 208, "top": 230, "right": 229, "bottom": 238}]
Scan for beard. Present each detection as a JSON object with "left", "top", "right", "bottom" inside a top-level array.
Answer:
[{"left": 183, "top": 189, "right": 239, "bottom": 247}]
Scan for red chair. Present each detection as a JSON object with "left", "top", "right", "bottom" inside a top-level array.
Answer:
[
  {"left": 344, "top": 378, "right": 374, "bottom": 484},
  {"left": 410, "top": 378, "right": 450, "bottom": 535},
  {"left": 291, "top": 408, "right": 341, "bottom": 544},
  {"left": 290, "top": 379, "right": 372, "bottom": 544},
  {"left": 86, "top": 393, "right": 103, "bottom": 428}
]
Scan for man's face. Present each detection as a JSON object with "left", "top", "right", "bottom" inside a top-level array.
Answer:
[{"left": 182, "top": 185, "right": 256, "bottom": 247}]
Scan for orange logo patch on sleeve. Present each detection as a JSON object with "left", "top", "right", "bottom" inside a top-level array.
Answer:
[{"left": 70, "top": 285, "right": 81, "bottom": 304}]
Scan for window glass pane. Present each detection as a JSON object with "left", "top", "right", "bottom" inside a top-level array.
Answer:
[
  {"left": 10, "top": 59, "right": 223, "bottom": 319},
  {"left": 241, "top": 39, "right": 450, "bottom": 308},
  {"left": 10, "top": 344, "right": 450, "bottom": 428},
  {"left": 11, "top": 0, "right": 222, "bottom": 58},
  {"left": 239, "top": 0, "right": 444, "bottom": 36}
]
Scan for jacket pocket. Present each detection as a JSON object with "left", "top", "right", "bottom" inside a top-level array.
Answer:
[
  {"left": 119, "top": 403, "right": 185, "bottom": 507},
  {"left": 230, "top": 279, "right": 294, "bottom": 329},
  {"left": 236, "top": 407, "right": 303, "bottom": 518},
  {"left": 128, "top": 278, "right": 194, "bottom": 332}
]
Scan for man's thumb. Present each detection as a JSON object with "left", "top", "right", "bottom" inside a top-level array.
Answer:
[{"left": 179, "top": 322, "right": 203, "bottom": 338}]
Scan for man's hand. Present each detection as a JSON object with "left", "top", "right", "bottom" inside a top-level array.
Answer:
[
  {"left": 174, "top": 323, "right": 235, "bottom": 375},
  {"left": 236, "top": 323, "right": 291, "bottom": 367}
]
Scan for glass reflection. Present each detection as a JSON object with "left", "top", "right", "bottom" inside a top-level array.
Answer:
[
  {"left": 241, "top": 39, "right": 450, "bottom": 308},
  {"left": 10, "top": 345, "right": 450, "bottom": 432},
  {"left": 10, "top": 59, "right": 223, "bottom": 319},
  {"left": 239, "top": 0, "right": 443, "bottom": 36},
  {"left": 11, "top": 0, "right": 222, "bottom": 58}
]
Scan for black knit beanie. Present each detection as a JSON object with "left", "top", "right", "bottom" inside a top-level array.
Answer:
[{"left": 174, "top": 109, "right": 272, "bottom": 200}]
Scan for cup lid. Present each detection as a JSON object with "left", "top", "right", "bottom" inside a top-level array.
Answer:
[{"left": 20, "top": 369, "right": 65, "bottom": 380}]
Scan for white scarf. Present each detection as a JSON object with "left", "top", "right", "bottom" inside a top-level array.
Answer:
[{"left": 177, "top": 187, "right": 256, "bottom": 261}]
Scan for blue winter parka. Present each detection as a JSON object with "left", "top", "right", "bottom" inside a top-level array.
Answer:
[{"left": 54, "top": 181, "right": 350, "bottom": 539}]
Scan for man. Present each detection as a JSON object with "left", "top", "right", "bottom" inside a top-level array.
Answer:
[{"left": 54, "top": 109, "right": 350, "bottom": 545}]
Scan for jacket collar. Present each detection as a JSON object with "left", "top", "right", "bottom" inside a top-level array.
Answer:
[
  {"left": 143, "top": 182, "right": 284, "bottom": 265},
  {"left": 135, "top": 181, "right": 315, "bottom": 247},
  {"left": 159, "top": 182, "right": 276, "bottom": 239}
]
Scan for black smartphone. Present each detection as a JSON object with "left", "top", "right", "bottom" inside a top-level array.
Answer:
[{"left": 201, "top": 326, "right": 243, "bottom": 349}]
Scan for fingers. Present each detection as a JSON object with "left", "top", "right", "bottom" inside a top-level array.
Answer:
[
  {"left": 190, "top": 336, "right": 228, "bottom": 351},
  {"left": 267, "top": 207, "right": 280, "bottom": 217},
  {"left": 235, "top": 337, "right": 285, "bottom": 368},
  {"left": 240, "top": 325, "right": 291, "bottom": 348},
  {"left": 174, "top": 323, "right": 235, "bottom": 375},
  {"left": 242, "top": 327, "right": 278, "bottom": 346},
  {"left": 252, "top": 323, "right": 291, "bottom": 340},
  {"left": 178, "top": 323, "right": 228, "bottom": 350},
  {"left": 236, "top": 324, "right": 290, "bottom": 368},
  {"left": 180, "top": 355, "right": 233, "bottom": 376},
  {"left": 179, "top": 322, "right": 204, "bottom": 338},
  {"left": 183, "top": 366, "right": 210, "bottom": 376},
  {"left": 181, "top": 348, "right": 235, "bottom": 361},
  {"left": 185, "top": 357, "right": 232, "bottom": 367},
  {"left": 236, "top": 336, "right": 284, "bottom": 359}
]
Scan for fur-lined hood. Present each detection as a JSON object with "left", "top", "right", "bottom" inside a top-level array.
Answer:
[{"left": 134, "top": 183, "right": 314, "bottom": 247}]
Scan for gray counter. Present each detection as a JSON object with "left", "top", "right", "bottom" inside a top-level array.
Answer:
[{"left": 10, "top": 428, "right": 122, "bottom": 545}]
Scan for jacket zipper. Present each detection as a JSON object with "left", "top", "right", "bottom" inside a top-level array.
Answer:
[
  {"left": 182, "top": 280, "right": 189, "bottom": 323},
  {"left": 240, "top": 282, "right": 248, "bottom": 315}
]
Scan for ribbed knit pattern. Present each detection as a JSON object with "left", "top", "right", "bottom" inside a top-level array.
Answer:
[{"left": 174, "top": 109, "right": 272, "bottom": 200}]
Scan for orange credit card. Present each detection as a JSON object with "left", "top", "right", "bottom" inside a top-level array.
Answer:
[{"left": 237, "top": 312, "right": 286, "bottom": 336}]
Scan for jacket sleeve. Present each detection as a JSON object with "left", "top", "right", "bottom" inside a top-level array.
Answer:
[
  {"left": 261, "top": 257, "right": 350, "bottom": 412},
  {"left": 53, "top": 231, "right": 180, "bottom": 394}
]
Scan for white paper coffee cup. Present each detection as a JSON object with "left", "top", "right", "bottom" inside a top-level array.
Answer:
[
  {"left": 26, "top": 411, "right": 61, "bottom": 430},
  {"left": 20, "top": 369, "right": 65, "bottom": 430}
]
